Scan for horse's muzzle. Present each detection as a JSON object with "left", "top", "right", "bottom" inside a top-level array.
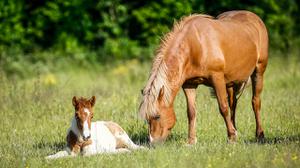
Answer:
[{"left": 149, "top": 136, "right": 165, "bottom": 145}]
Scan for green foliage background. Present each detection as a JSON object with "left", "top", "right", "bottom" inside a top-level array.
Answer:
[{"left": 0, "top": 0, "right": 299, "bottom": 76}]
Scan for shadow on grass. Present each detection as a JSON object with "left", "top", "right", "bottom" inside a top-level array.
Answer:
[
  {"left": 34, "top": 141, "right": 65, "bottom": 151},
  {"left": 131, "top": 131, "right": 300, "bottom": 146},
  {"left": 244, "top": 134, "right": 300, "bottom": 145},
  {"left": 130, "top": 130, "right": 186, "bottom": 146},
  {"left": 130, "top": 131, "right": 149, "bottom": 145}
]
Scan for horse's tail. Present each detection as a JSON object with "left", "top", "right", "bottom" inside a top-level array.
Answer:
[
  {"left": 210, "top": 77, "right": 251, "bottom": 98},
  {"left": 236, "top": 77, "right": 251, "bottom": 100}
]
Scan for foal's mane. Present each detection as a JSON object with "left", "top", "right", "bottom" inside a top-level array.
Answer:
[
  {"left": 77, "top": 97, "right": 89, "bottom": 105},
  {"left": 139, "top": 14, "right": 213, "bottom": 119}
]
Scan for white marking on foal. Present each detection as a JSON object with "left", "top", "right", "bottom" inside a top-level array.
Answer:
[
  {"left": 84, "top": 108, "right": 90, "bottom": 115},
  {"left": 83, "top": 108, "right": 91, "bottom": 138}
]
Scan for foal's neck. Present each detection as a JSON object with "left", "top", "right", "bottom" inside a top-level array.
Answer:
[{"left": 70, "top": 117, "right": 83, "bottom": 142}]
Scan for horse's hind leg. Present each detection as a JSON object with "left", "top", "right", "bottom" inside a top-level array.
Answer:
[
  {"left": 183, "top": 85, "right": 197, "bottom": 145},
  {"left": 251, "top": 64, "right": 267, "bottom": 141},
  {"left": 212, "top": 73, "right": 237, "bottom": 142}
]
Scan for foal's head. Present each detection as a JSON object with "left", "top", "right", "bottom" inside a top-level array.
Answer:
[{"left": 72, "top": 96, "right": 96, "bottom": 141}]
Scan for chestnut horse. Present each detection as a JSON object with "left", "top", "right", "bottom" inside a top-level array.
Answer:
[{"left": 139, "top": 11, "right": 268, "bottom": 144}]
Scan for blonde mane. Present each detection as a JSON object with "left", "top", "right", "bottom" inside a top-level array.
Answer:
[{"left": 139, "top": 14, "right": 213, "bottom": 119}]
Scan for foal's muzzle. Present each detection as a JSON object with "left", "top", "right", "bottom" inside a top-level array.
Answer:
[{"left": 83, "top": 135, "right": 91, "bottom": 141}]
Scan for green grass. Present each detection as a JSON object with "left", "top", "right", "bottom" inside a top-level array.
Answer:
[{"left": 0, "top": 56, "right": 299, "bottom": 168}]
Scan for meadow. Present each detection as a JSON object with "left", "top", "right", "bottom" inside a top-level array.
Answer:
[{"left": 0, "top": 54, "right": 299, "bottom": 168}]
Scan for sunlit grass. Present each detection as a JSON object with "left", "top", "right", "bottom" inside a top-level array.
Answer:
[{"left": 0, "top": 55, "right": 299, "bottom": 167}]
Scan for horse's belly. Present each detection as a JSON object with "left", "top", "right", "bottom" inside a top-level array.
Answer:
[
  {"left": 91, "top": 121, "right": 117, "bottom": 153},
  {"left": 221, "top": 36, "right": 258, "bottom": 82},
  {"left": 224, "top": 60, "right": 256, "bottom": 83},
  {"left": 223, "top": 48, "right": 258, "bottom": 82}
]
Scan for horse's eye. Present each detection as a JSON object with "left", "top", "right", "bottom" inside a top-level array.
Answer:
[{"left": 153, "top": 115, "right": 160, "bottom": 120}]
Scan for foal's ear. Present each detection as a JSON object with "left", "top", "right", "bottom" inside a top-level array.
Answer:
[
  {"left": 89, "top": 96, "right": 96, "bottom": 107},
  {"left": 157, "top": 86, "right": 164, "bottom": 101},
  {"left": 72, "top": 96, "right": 77, "bottom": 106}
]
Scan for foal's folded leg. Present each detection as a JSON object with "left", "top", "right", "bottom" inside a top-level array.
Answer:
[
  {"left": 45, "top": 150, "right": 70, "bottom": 159},
  {"left": 116, "top": 148, "right": 131, "bottom": 153},
  {"left": 116, "top": 133, "right": 145, "bottom": 150},
  {"left": 82, "top": 145, "right": 97, "bottom": 156}
]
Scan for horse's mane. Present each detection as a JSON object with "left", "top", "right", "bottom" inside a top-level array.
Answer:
[
  {"left": 159, "top": 14, "right": 213, "bottom": 55},
  {"left": 139, "top": 14, "right": 213, "bottom": 119}
]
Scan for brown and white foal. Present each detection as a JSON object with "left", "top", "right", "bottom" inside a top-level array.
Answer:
[{"left": 46, "top": 96, "right": 143, "bottom": 159}]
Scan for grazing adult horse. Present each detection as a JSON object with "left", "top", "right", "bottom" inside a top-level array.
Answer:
[{"left": 139, "top": 11, "right": 268, "bottom": 144}]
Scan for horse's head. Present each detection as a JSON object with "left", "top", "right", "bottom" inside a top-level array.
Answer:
[
  {"left": 72, "top": 96, "right": 96, "bottom": 141},
  {"left": 141, "top": 86, "right": 176, "bottom": 144}
]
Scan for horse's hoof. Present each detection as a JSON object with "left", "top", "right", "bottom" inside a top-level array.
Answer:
[
  {"left": 256, "top": 131, "right": 265, "bottom": 143},
  {"left": 184, "top": 143, "right": 195, "bottom": 148},
  {"left": 227, "top": 139, "right": 237, "bottom": 144},
  {"left": 187, "top": 138, "right": 197, "bottom": 145},
  {"left": 227, "top": 136, "right": 237, "bottom": 144},
  {"left": 228, "top": 131, "right": 238, "bottom": 143}
]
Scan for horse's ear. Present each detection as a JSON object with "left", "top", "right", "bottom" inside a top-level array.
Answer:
[
  {"left": 72, "top": 96, "right": 77, "bottom": 106},
  {"left": 90, "top": 96, "right": 96, "bottom": 107},
  {"left": 158, "top": 86, "right": 164, "bottom": 101}
]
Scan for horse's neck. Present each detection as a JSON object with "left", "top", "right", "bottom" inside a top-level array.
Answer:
[{"left": 164, "top": 56, "right": 186, "bottom": 102}]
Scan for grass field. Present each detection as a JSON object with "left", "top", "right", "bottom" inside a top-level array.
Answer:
[{"left": 0, "top": 55, "right": 299, "bottom": 168}]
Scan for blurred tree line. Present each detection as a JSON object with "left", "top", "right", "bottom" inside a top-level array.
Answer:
[{"left": 0, "top": 0, "right": 299, "bottom": 66}]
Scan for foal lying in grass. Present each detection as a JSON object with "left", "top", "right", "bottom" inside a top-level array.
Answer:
[{"left": 46, "top": 96, "right": 144, "bottom": 159}]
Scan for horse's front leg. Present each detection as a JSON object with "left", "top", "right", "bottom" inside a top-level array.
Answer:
[{"left": 183, "top": 85, "right": 197, "bottom": 145}]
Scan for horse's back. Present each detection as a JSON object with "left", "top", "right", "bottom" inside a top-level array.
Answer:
[
  {"left": 185, "top": 11, "right": 268, "bottom": 82},
  {"left": 217, "top": 10, "right": 268, "bottom": 63},
  {"left": 218, "top": 11, "right": 268, "bottom": 76}
]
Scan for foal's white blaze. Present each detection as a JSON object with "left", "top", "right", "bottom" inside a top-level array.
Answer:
[
  {"left": 84, "top": 108, "right": 90, "bottom": 115},
  {"left": 83, "top": 108, "right": 91, "bottom": 138}
]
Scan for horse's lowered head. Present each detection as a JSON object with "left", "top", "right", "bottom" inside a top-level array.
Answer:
[
  {"left": 72, "top": 96, "right": 96, "bottom": 141},
  {"left": 140, "top": 86, "right": 176, "bottom": 144}
]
